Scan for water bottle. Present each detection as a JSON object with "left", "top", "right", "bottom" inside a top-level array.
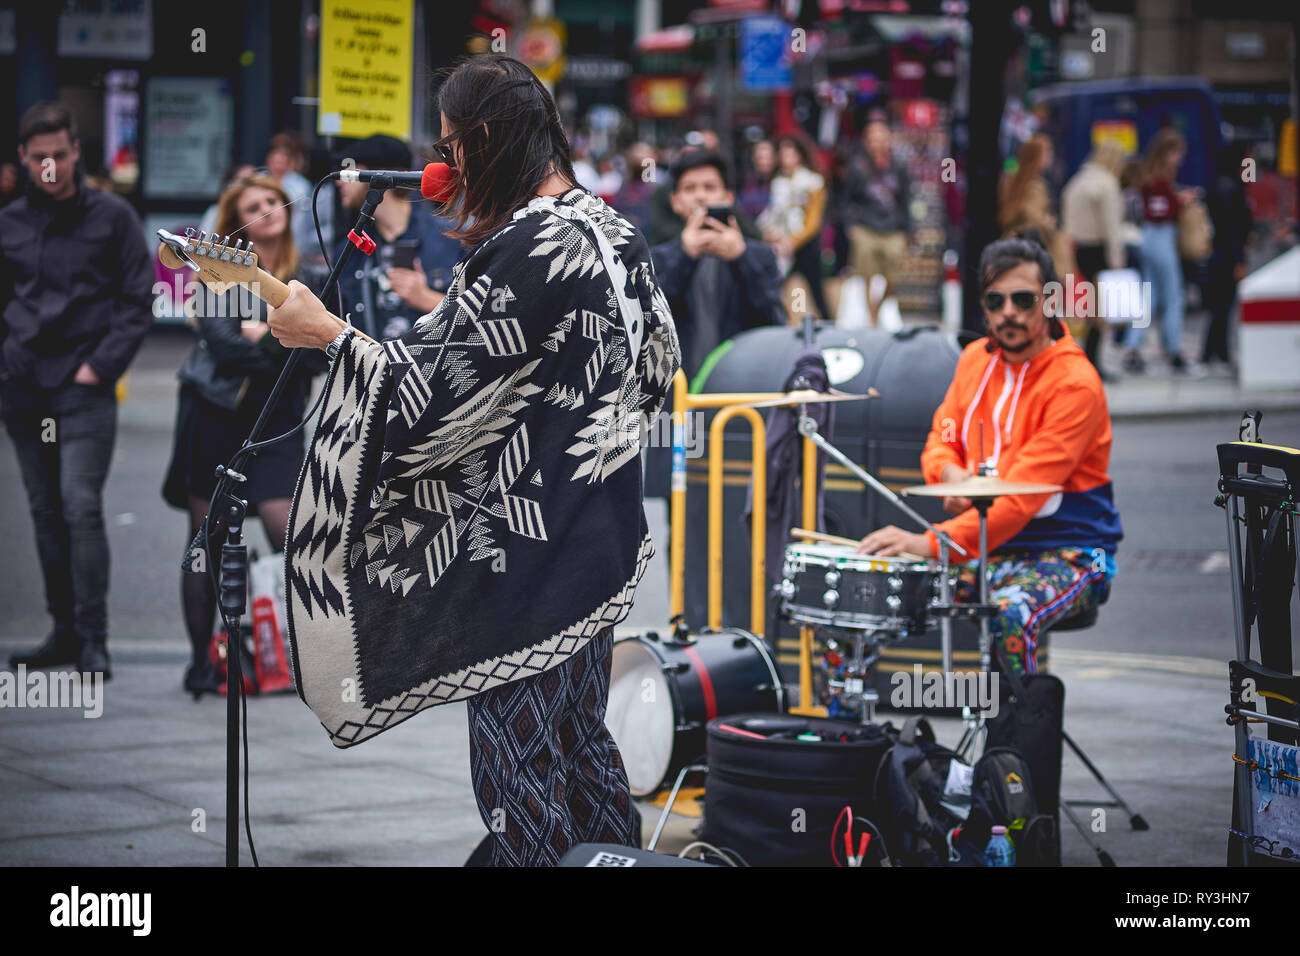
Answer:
[{"left": 983, "top": 825, "right": 1016, "bottom": 867}]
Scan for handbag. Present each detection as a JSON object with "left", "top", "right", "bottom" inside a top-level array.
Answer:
[
  {"left": 249, "top": 552, "right": 294, "bottom": 693},
  {"left": 1177, "top": 199, "right": 1213, "bottom": 261}
]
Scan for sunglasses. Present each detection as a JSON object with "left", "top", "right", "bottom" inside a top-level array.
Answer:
[
  {"left": 432, "top": 141, "right": 457, "bottom": 167},
  {"left": 982, "top": 290, "right": 1040, "bottom": 312}
]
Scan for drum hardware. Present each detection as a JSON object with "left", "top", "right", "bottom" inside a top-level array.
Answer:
[
  {"left": 646, "top": 764, "right": 708, "bottom": 852},
  {"left": 821, "top": 629, "right": 889, "bottom": 722},
  {"left": 901, "top": 464, "right": 1063, "bottom": 759}
]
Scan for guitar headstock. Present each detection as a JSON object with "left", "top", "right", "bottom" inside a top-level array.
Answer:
[{"left": 157, "top": 228, "right": 261, "bottom": 294}]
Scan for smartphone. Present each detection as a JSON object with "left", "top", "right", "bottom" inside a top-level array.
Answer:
[
  {"left": 705, "top": 205, "right": 734, "bottom": 223},
  {"left": 390, "top": 239, "right": 419, "bottom": 270}
]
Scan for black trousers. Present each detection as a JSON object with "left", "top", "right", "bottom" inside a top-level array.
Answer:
[
  {"left": 1201, "top": 254, "right": 1237, "bottom": 364},
  {"left": 466, "top": 625, "right": 642, "bottom": 866},
  {"left": 2, "top": 380, "right": 117, "bottom": 646}
]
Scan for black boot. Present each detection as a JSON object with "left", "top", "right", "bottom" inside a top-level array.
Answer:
[
  {"left": 9, "top": 629, "right": 81, "bottom": 668},
  {"left": 183, "top": 659, "right": 222, "bottom": 700},
  {"left": 78, "top": 639, "right": 112, "bottom": 681}
]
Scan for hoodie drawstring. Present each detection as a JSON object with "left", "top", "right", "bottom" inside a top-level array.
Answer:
[{"left": 961, "top": 353, "right": 1031, "bottom": 472}]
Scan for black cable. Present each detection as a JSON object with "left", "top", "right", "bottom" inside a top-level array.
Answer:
[{"left": 242, "top": 668, "right": 258, "bottom": 866}]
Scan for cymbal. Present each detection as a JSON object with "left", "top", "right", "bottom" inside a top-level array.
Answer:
[
  {"left": 744, "top": 387, "right": 878, "bottom": 409},
  {"left": 902, "top": 475, "right": 1063, "bottom": 498}
]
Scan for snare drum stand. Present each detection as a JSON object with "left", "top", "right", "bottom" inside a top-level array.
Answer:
[{"left": 795, "top": 415, "right": 970, "bottom": 721}]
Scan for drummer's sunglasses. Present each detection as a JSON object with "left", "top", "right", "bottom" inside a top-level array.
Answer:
[{"left": 982, "top": 290, "right": 1040, "bottom": 312}]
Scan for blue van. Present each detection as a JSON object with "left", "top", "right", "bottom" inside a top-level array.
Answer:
[{"left": 1031, "top": 78, "right": 1226, "bottom": 188}]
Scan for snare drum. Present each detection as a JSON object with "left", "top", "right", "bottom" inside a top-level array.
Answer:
[
  {"left": 605, "top": 629, "right": 785, "bottom": 797},
  {"left": 778, "top": 541, "right": 940, "bottom": 634}
]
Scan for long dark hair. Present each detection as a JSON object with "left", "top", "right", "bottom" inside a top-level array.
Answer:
[{"left": 433, "top": 54, "right": 578, "bottom": 246}]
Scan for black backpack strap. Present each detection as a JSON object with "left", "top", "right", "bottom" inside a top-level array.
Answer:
[{"left": 900, "top": 714, "right": 936, "bottom": 745}]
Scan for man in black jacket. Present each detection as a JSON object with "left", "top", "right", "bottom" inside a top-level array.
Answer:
[
  {"left": 645, "top": 150, "right": 785, "bottom": 500},
  {"left": 650, "top": 149, "right": 785, "bottom": 382},
  {"left": 1, "top": 102, "right": 154, "bottom": 678}
]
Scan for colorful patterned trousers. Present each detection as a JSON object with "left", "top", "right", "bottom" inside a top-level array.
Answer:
[
  {"left": 954, "top": 548, "right": 1110, "bottom": 675},
  {"left": 466, "top": 625, "right": 642, "bottom": 866}
]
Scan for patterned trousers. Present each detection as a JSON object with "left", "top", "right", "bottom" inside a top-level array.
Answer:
[
  {"left": 954, "top": 548, "right": 1109, "bottom": 675},
  {"left": 466, "top": 625, "right": 642, "bottom": 866}
]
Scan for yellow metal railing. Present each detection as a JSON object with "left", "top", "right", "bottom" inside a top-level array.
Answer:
[{"left": 666, "top": 369, "right": 826, "bottom": 715}]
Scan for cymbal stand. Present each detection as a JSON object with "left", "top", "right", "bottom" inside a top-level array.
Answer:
[{"left": 948, "top": 458, "right": 1003, "bottom": 761}]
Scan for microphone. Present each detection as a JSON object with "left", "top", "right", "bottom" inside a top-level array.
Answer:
[
  {"left": 421, "top": 162, "right": 457, "bottom": 204},
  {"left": 331, "top": 166, "right": 425, "bottom": 187},
  {"left": 330, "top": 162, "right": 457, "bottom": 204}
]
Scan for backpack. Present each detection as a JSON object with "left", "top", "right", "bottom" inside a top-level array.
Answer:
[
  {"left": 965, "top": 745, "right": 1060, "bottom": 866},
  {"left": 874, "top": 716, "right": 981, "bottom": 866}
]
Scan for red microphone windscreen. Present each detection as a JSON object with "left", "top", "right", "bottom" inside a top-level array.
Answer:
[{"left": 421, "top": 162, "right": 457, "bottom": 204}]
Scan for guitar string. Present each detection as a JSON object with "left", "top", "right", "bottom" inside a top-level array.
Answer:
[{"left": 220, "top": 186, "right": 430, "bottom": 242}]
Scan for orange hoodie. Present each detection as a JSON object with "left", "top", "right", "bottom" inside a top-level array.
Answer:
[{"left": 919, "top": 335, "right": 1123, "bottom": 560}]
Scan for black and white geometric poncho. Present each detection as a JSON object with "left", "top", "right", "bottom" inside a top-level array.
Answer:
[{"left": 284, "top": 188, "right": 680, "bottom": 747}]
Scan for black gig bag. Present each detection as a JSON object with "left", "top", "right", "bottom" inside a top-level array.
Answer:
[{"left": 700, "top": 714, "right": 893, "bottom": 867}]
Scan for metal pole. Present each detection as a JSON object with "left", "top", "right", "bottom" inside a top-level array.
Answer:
[
  {"left": 796, "top": 416, "right": 967, "bottom": 558},
  {"left": 939, "top": 539, "right": 954, "bottom": 676},
  {"left": 977, "top": 501, "right": 991, "bottom": 675}
]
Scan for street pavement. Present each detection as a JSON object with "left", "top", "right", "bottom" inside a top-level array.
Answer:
[{"left": 1, "top": 316, "right": 1296, "bottom": 867}]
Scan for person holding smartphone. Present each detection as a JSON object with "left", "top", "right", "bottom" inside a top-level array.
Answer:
[
  {"left": 650, "top": 149, "right": 785, "bottom": 383},
  {"left": 333, "top": 135, "right": 463, "bottom": 340}
]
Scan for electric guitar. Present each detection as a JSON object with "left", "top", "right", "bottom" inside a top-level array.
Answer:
[{"left": 155, "top": 228, "right": 376, "bottom": 343}]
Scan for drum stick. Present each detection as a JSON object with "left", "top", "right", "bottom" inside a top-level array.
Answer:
[
  {"left": 791, "top": 528, "right": 861, "bottom": 549},
  {"left": 791, "top": 527, "right": 929, "bottom": 562}
]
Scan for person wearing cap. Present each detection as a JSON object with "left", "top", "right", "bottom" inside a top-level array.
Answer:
[{"left": 334, "top": 134, "right": 463, "bottom": 341}]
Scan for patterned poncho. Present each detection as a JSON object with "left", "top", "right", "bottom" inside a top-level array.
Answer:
[{"left": 284, "top": 188, "right": 680, "bottom": 746}]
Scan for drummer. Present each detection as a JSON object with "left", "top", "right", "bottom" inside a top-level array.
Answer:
[{"left": 856, "top": 230, "right": 1123, "bottom": 674}]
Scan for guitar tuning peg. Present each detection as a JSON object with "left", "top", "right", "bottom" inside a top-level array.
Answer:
[
  {"left": 230, "top": 238, "right": 245, "bottom": 264},
  {"left": 244, "top": 240, "right": 255, "bottom": 263},
  {"left": 184, "top": 226, "right": 196, "bottom": 239},
  {"left": 219, "top": 235, "right": 234, "bottom": 261}
]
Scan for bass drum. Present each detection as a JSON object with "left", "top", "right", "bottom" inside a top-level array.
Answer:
[{"left": 605, "top": 629, "right": 785, "bottom": 798}]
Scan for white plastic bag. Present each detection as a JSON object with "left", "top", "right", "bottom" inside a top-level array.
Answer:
[
  {"left": 1095, "top": 268, "right": 1148, "bottom": 327},
  {"left": 837, "top": 274, "right": 868, "bottom": 329}
]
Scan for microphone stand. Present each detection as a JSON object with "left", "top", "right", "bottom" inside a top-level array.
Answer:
[{"left": 187, "top": 178, "right": 394, "bottom": 867}]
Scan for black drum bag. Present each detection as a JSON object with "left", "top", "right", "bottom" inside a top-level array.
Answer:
[{"left": 700, "top": 714, "right": 894, "bottom": 867}]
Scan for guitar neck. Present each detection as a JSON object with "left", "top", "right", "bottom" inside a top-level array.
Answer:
[
  {"left": 246, "top": 267, "right": 375, "bottom": 343},
  {"left": 156, "top": 231, "right": 375, "bottom": 343}
]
